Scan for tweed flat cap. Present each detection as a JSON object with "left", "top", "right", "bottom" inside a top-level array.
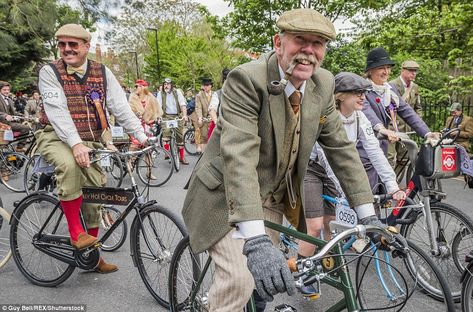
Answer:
[
  {"left": 276, "top": 9, "right": 336, "bottom": 41},
  {"left": 402, "top": 60, "right": 420, "bottom": 70},
  {"left": 449, "top": 102, "right": 462, "bottom": 112},
  {"left": 335, "top": 72, "right": 372, "bottom": 93},
  {"left": 55, "top": 24, "right": 91, "bottom": 42}
]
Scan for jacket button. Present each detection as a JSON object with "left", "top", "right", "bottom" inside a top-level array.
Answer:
[
  {"left": 292, "top": 149, "right": 297, "bottom": 153},
  {"left": 296, "top": 129, "right": 300, "bottom": 134}
]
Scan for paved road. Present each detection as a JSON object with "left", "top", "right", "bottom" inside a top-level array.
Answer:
[{"left": 0, "top": 154, "right": 472, "bottom": 311}]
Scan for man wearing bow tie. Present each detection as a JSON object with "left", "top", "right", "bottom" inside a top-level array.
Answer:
[{"left": 37, "top": 24, "right": 147, "bottom": 273}]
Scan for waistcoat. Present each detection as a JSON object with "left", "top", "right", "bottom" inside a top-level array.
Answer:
[{"left": 162, "top": 90, "right": 181, "bottom": 116}]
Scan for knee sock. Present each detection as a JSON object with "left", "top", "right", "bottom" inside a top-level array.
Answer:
[
  {"left": 164, "top": 143, "right": 170, "bottom": 151},
  {"left": 60, "top": 196, "right": 85, "bottom": 241},
  {"left": 88, "top": 227, "right": 99, "bottom": 238},
  {"left": 179, "top": 147, "right": 185, "bottom": 160}
]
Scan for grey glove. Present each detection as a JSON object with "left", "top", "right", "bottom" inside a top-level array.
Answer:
[
  {"left": 359, "top": 215, "right": 408, "bottom": 250},
  {"left": 242, "top": 234, "right": 296, "bottom": 302}
]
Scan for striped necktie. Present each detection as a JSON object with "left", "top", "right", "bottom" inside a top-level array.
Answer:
[{"left": 289, "top": 90, "right": 301, "bottom": 114}]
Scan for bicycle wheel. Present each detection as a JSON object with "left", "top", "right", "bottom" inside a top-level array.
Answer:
[
  {"left": 355, "top": 240, "right": 455, "bottom": 311},
  {"left": 401, "top": 201, "right": 473, "bottom": 301},
  {"left": 131, "top": 204, "right": 187, "bottom": 308},
  {"left": 183, "top": 129, "right": 198, "bottom": 156},
  {"left": 1, "top": 152, "right": 29, "bottom": 192},
  {"left": 462, "top": 263, "right": 473, "bottom": 312},
  {"left": 169, "top": 236, "right": 214, "bottom": 312},
  {"left": 171, "top": 137, "right": 180, "bottom": 172},
  {"left": 10, "top": 193, "right": 75, "bottom": 286},
  {"left": 136, "top": 146, "right": 173, "bottom": 187},
  {"left": 100, "top": 205, "right": 127, "bottom": 252},
  {"left": 0, "top": 204, "right": 12, "bottom": 269},
  {"left": 102, "top": 154, "right": 123, "bottom": 188}
]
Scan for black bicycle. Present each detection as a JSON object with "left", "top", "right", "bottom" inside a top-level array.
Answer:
[{"left": 10, "top": 144, "right": 187, "bottom": 308}]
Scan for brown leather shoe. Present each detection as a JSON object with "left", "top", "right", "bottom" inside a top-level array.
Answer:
[
  {"left": 70, "top": 232, "right": 98, "bottom": 250},
  {"left": 1, "top": 173, "right": 9, "bottom": 182},
  {"left": 147, "top": 173, "right": 157, "bottom": 180},
  {"left": 16, "top": 147, "right": 27, "bottom": 153},
  {"left": 95, "top": 257, "right": 118, "bottom": 274},
  {"left": 180, "top": 158, "right": 189, "bottom": 165}
]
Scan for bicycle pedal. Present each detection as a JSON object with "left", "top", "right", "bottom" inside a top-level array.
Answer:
[
  {"left": 274, "top": 304, "right": 297, "bottom": 312},
  {"left": 93, "top": 242, "right": 102, "bottom": 249},
  {"left": 303, "top": 293, "right": 321, "bottom": 301}
]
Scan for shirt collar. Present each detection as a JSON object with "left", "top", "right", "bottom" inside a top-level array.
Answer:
[
  {"left": 67, "top": 61, "right": 88, "bottom": 77},
  {"left": 278, "top": 65, "right": 306, "bottom": 100},
  {"left": 400, "top": 76, "right": 408, "bottom": 88}
]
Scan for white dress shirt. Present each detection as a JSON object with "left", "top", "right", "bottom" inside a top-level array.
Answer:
[{"left": 157, "top": 89, "right": 186, "bottom": 115}]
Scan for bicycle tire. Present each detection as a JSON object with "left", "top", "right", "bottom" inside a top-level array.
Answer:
[
  {"left": 136, "top": 146, "right": 174, "bottom": 187},
  {"left": 10, "top": 193, "right": 75, "bottom": 286},
  {"left": 401, "top": 201, "right": 473, "bottom": 301},
  {"left": 0, "top": 205, "right": 12, "bottom": 269},
  {"left": 102, "top": 153, "right": 124, "bottom": 188},
  {"left": 183, "top": 129, "right": 198, "bottom": 156},
  {"left": 100, "top": 205, "right": 127, "bottom": 252},
  {"left": 131, "top": 204, "right": 187, "bottom": 308},
  {"left": 169, "top": 236, "right": 212, "bottom": 312},
  {"left": 355, "top": 240, "right": 455, "bottom": 311},
  {"left": 171, "top": 137, "right": 180, "bottom": 172},
  {"left": 1, "top": 152, "right": 29, "bottom": 192},
  {"left": 462, "top": 262, "right": 473, "bottom": 312}
]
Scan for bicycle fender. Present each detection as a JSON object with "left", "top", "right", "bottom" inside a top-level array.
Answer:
[{"left": 9, "top": 191, "right": 58, "bottom": 225}]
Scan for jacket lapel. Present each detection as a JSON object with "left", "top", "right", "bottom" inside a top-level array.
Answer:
[
  {"left": 267, "top": 53, "right": 285, "bottom": 168},
  {"left": 0, "top": 96, "right": 8, "bottom": 114}
]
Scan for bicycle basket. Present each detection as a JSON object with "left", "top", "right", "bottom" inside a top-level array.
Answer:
[{"left": 415, "top": 144, "right": 461, "bottom": 179}]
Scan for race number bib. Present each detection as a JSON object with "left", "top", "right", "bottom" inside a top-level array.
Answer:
[
  {"left": 41, "top": 88, "right": 61, "bottom": 105},
  {"left": 164, "top": 120, "right": 178, "bottom": 129},
  {"left": 335, "top": 203, "right": 357, "bottom": 228},
  {"left": 100, "top": 155, "right": 111, "bottom": 167},
  {"left": 111, "top": 126, "right": 124, "bottom": 138},
  {"left": 3, "top": 129, "right": 13, "bottom": 141}
]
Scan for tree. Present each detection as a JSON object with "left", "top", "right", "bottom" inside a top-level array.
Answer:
[{"left": 222, "top": 0, "right": 392, "bottom": 53}]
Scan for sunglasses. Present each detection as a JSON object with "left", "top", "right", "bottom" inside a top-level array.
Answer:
[{"left": 57, "top": 41, "right": 80, "bottom": 49}]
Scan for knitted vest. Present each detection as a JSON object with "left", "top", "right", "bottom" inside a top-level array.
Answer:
[
  {"left": 161, "top": 89, "right": 181, "bottom": 116},
  {"left": 39, "top": 59, "right": 107, "bottom": 142}
]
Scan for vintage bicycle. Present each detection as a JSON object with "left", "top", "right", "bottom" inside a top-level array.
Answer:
[
  {"left": 0, "top": 196, "right": 12, "bottom": 269},
  {"left": 9, "top": 144, "right": 186, "bottom": 308}
]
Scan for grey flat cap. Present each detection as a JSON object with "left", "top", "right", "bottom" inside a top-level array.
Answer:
[
  {"left": 402, "top": 60, "right": 420, "bottom": 70},
  {"left": 449, "top": 102, "right": 462, "bottom": 112},
  {"left": 164, "top": 78, "right": 172, "bottom": 83},
  {"left": 276, "top": 8, "right": 336, "bottom": 41},
  {"left": 55, "top": 24, "right": 91, "bottom": 42},
  {"left": 334, "top": 72, "right": 372, "bottom": 93}
]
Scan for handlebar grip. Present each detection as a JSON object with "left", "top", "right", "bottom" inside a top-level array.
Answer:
[{"left": 373, "top": 194, "right": 393, "bottom": 202}]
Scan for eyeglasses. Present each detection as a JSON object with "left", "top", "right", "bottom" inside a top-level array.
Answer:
[
  {"left": 351, "top": 90, "right": 366, "bottom": 97},
  {"left": 57, "top": 41, "right": 80, "bottom": 49}
]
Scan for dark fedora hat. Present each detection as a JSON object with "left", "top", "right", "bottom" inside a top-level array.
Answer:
[
  {"left": 365, "top": 47, "right": 395, "bottom": 72},
  {"left": 201, "top": 78, "right": 213, "bottom": 85}
]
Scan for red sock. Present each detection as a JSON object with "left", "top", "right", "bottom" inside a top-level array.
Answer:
[
  {"left": 88, "top": 227, "right": 99, "bottom": 237},
  {"left": 179, "top": 147, "right": 185, "bottom": 160},
  {"left": 164, "top": 143, "right": 170, "bottom": 151},
  {"left": 60, "top": 196, "right": 85, "bottom": 241}
]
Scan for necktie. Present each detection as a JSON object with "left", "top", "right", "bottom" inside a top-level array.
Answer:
[
  {"left": 406, "top": 82, "right": 410, "bottom": 88},
  {"left": 67, "top": 66, "right": 85, "bottom": 75},
  {"left": 289, "top": 90, "right": 301, "bottom": 115}
]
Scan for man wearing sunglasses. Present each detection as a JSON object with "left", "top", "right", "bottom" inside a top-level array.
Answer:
[{"left": 36, "top": 24, "right": 147, "bottom": 273}]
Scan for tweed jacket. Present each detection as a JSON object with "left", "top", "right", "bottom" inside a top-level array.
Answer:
[
  {"left": 0, "top": 95, "right": 16, "bottom": 123},
  {"left": 195, "top": 90, "right": 212, "bottom": 120},
  {"left": 445, "top": 114, "right": 473, "bottom": 150},
  {"left": 25, "top": 99, "right": 42, "bottom": 118},
  {"left": 183, "top": 52, "right": 374, "bottom": 253},
  {"left": 390, "top": 77, "right": 422, "bottom": 133},
  {"left": 362, "top": 87, "right": 429, "bottom": 156}
]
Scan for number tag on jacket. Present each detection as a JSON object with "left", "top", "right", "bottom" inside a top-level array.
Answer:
[
  {"left": 3, "top": 129, "right": 13, "bottom": 141},
  {"left": 111, "top": 126, "right": 124, "bottom": 138},
  {"left": 335, "top": 203, "right": 357, "bottom": 228},
  {"left": 164, "top": 120, "right": 178, "bottom": 128}
]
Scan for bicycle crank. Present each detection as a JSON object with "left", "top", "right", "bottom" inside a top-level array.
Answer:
[{"left": 74, "top": 248, "right": 100, "bottom": 270}]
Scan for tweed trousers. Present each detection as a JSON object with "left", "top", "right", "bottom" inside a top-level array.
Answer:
[
  {"left": 207, "top": 208, "right": 283, "bottom": 311},
  {"left": 36, "top": 127, "right": 105, "bottom": 227}
]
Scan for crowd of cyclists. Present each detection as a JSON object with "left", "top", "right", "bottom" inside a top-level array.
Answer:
[{"left": 0, "top": 7, "right": 473, "bottom": 312}]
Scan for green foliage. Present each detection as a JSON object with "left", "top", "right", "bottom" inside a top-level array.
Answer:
[
  {"left": 143, "top": 20, "right": 244, "bottom": 91},
  {"left": 323, "top": 39, "right": 367, "bottom": 75}
]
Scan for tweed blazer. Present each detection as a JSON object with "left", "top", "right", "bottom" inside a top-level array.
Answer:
[
  {"left": 183, "top": 52, "right": 374, "bottom": 253},
  {"left": 362, "top": 87, "right": 429, "bottom": 155},
  {"left": 390, "top": 77, "right": 422, "bottom": 115},
  {"left": 0, "top": 95, "right": 15, "bottom": 123},
  {"left": 445, "top": 114, "right": 473, "bottom": 149}
]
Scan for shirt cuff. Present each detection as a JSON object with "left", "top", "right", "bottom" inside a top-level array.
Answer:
[
  {"left": 67, "top": 135, "right": 83, "bottom": 148},
  {"left": 373, "top": 123, "right": 385, "bottom": 131},
  {"left": 134, "top": 131, "right": 148, "bottom": 144},
  {"left": 423, "top": 132, "right": 432, "bottom": 138},
  {"left": 232, "top": 220, "right": 265, "bottom": 240},
  {"left": 354, "top": 203, "right": 375, "bottom": 219},
  {"left": 385, "top": 182, "right": 399, "bottom": 194}
]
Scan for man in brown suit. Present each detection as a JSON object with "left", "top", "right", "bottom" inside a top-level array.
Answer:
[
  {"left": 388, "top": 60, "right": 422, "bottom": 182},
  {"left": 195, "top": 77, "right": 213, "bottom": 152},
  {"left": 0, "top": 81, "right": 30, "bottom": 152},
  {"left": 182, "top": 8, "right": 389, "bottom": 311},
  {"left": 445, "top": 102, "right": 473, "bottom": 151}
]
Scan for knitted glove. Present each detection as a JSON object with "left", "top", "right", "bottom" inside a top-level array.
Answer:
[
  {"left": 359, "top": 215, "right": 408, "bottom": 250},
  {"left": 242, "top": 235, "right": 296, "bottom": 302}
]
